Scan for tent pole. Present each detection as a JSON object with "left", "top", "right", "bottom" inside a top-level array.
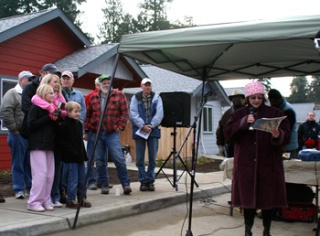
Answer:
[
  {"left": 186, "top": 74, "right": 206, "bottom": 236},
  {"left": 72, "top": 53, "right": 120, "bottom": 229}
]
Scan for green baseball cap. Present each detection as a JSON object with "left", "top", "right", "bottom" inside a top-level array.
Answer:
[{"left": 98, "top": 74, "right": 111, "bottom": 83}]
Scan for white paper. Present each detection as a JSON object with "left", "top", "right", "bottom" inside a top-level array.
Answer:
[
  {"left": 252, "top": 116, "right": 287, "bottom": 133},
  {"left": 135, "top": 128, "right": 151, "bottom": 139}
]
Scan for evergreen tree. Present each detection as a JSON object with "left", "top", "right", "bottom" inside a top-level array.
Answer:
[
  {"left": 135, "top": 0, "right": 173, "bottom": 32},
  {"left": 287, "top": 76, "right": 308, "bottom": 103},
  {"left": 98, "top": 0, "right": 135, "bottom": 43},
  {"left": 0, "top": 0, "right": 85, "bottom": 23},
  {"left": 307, "top": 75, "right": 320, "bottom": 104}
]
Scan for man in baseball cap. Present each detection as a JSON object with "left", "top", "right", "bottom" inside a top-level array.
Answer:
[
  {"left": 40, "top": 63, "right": 60, "bottom": 76},
  {"left": 18, "top": 71, "right": 36, "bottom": 81}
]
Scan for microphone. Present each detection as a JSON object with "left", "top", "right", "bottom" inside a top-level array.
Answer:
[{"left": 248, "top": 106, "right": 257, "bottom": 130}]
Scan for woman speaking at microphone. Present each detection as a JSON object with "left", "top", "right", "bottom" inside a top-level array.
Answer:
[{"left": 224, "top": 81, "right": 291, "bottom": 236}]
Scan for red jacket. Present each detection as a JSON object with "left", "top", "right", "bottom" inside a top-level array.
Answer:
[{"left": 84, "top": 90, "right": 129, "bottom": 133}]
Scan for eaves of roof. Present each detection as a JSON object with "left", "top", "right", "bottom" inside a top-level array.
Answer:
[
  {"left": 55, "top": 44, "right": 119, "bottom": 77},
  {"left": 0, "top": 8, "right": 91, "bottom": 46},
  {"left": 54, "top": 43, "right": 147, "bottom": 79}
]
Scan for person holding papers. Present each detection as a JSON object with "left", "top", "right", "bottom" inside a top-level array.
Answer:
[
  {"left": 129, "top": 78, "right": 163, "bottom": 192},
  {"left": 224, "top": 81, "right": 291, "bottom": 236}
]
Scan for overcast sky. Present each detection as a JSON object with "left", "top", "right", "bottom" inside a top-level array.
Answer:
[{"left": 78, "top": 0, "right": 320, "bottom": 96}]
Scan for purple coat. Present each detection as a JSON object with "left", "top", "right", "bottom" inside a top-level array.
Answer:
[{"left": 224, "top": 103, "right": 291, "bottom": 210}]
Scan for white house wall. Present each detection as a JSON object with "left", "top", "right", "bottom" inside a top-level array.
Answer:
[
  {"left": 189, "top": 98, "right": 222, "bottom": 155},
  {"left": 91, "top": 56, "right": 134, "bottom": 81}
]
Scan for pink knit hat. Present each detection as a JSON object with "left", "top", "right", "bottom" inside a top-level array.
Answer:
[{"left": 244, "top": 81, "right": 265, "bottom": 97}]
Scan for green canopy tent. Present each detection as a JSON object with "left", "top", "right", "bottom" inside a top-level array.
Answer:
[
  {"left": 118, "top": 14, "right": 320, "bottom": 236},
  {"left": 118, "top": 14, "right": 320, "bottom": 81}
]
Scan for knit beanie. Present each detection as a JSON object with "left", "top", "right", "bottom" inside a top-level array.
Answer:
[{"left": 244, "top": 81, "right": 265, "bottom": 97}]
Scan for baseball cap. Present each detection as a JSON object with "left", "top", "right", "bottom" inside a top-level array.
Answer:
[
  {"left": 41, "top": 63, "right": 60, "bottom": 75},
  {"left": 61, "top": 70, "right": 74, "bottom": 78},
  {"left": 18, "top": 71, "right": 36, "bottom": 80},
  {"left": 141, "top": 78, "right": 152, "bottom": 85},
  {"left": 98, "top": 74, "right": 111, "bottom": 83}
]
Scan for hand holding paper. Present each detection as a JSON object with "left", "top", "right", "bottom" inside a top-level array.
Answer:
[{"left": 252, "top": 116, "right": 287, "bottom": 133}]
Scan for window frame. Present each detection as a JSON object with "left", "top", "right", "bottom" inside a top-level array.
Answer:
[{"left": 202, "top": 105, "right": 213, "bottom": 133}]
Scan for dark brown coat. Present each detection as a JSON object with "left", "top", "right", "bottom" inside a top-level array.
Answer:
[{"left": 224, "top": 103, "right": 291, "bottom": 209}]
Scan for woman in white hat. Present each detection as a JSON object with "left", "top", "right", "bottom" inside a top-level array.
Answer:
[{"left": 224, "top": 81, "right": 291, "bottom": 236}]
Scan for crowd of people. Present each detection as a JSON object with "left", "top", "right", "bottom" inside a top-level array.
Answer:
[
  {"left": 1, "top": 62, "right": 320, "bottom": 235},
  {"left": 0, "top": 64, "right": 164, "bottom": 211}
]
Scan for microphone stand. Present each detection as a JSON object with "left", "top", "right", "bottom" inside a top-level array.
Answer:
[
  {"left": 185, "top": 95, "right": 207, "bottom": 236},
  {"left": 72, "top": 54, "right": 120, "bottom": 229}
]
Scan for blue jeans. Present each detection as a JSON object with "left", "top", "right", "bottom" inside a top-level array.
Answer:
[
  {"left": 8, "top": 132, "right": 32, "bottom": 192},
  {"left": 65, "top": 162, "right": 87, "bottom": 202},
  {"left": 135, "top": 137, "right": 158, "bottom": 183},
  {"left": 88, "top": 131, "right": 130, "bottom": 187}
]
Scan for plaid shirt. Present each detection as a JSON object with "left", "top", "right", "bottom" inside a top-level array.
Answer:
[{"left": 84, "top": 90, "right": 129, "bottom": 133}]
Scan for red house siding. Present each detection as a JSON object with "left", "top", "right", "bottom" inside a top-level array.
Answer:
[
  {"left": 0, "top": 19, "right": 87, "bottom": 170},
  {"left": 0, "top": 135, "right": 11, "bottom": 170},
  {"left": 0, "top": 19, "right": 84, "bottom": 77}
]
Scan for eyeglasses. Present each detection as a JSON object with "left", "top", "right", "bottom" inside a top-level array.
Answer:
[{"left": 249, "top": 96, "right": 264, "bottom": 100}]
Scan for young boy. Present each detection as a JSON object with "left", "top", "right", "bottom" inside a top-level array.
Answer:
[{"left": 57, "top": 101, "right": 91, "bottom": 208}]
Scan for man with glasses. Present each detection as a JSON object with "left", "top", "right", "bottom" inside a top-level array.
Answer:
[
  {"left": 297, "top": 111, "right": 320, "bottom": 150},
  {"left": 0, "top": 71, "right": 36, "bottom": 199}
]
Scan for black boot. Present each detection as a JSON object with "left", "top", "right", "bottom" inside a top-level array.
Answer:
[
  {"left": 243, "top": 208, "right": 255, "bottom": 236},
  {"left": 262, "top": 209, "right": 274, "bottom": 236},
  {"left": 245, "top": 224, "right": 253, "bottom": 236}
]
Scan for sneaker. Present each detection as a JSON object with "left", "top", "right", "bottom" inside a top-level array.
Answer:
[
  {"left": 140, "top": 183, "right": 148, "bottom": 191},
  {"left": 101, "top": 186, "right": 109, "bottom": 194},
  {"left": 24, "top": 189, "right": 30, "bottom": 197},
  {"left": 88, "top": 183, "right": 97, "bottom": 190},
  {"left": 53, "top": 201, "right": 63, "bottom": 208},
  {"left": 147, "top": 183, "right": 155, "bottom": 191},
  {"left": 66, "top": 200, "right": 78, "bottom": 209},
  {"left": 28, "top": 206, "right": 45, "bottom": 212},
  {"left": 0, "top": 195, "right": 5, "bottom": 203},
  {"left": 123, "top": 185, "right": 132, "bottom": 195},
  {"left": 15, "top": 191, "right": 25, "bottom": 199},
  {"left": 44, "top": 204, "right": 54, "bottom": 211}
]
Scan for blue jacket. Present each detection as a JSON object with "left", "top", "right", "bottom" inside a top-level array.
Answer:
[
  {"left": 130, "top": 91, "right": 163, "bottom": 139},
  {"left": 278, "top": 99, "right": 298, "bottom": 151},
  {"left": 62, "top": 88, "right": 86, "bottom": 123}
]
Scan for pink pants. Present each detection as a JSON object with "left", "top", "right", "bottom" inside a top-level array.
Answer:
[{"left": 27, "top": 150, "right": 55, "bottom": 209}]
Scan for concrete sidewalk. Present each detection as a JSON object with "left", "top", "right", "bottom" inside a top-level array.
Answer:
[{"left": 0, "top": 165, "right": 231, "bottom": 236}]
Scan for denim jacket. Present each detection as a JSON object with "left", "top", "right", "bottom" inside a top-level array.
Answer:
[{"left": 130, "top": 91, "right": 163, "bottom": 139}]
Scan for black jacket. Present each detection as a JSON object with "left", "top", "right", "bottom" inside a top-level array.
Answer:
[
  {"left": 20, "top": 77, "right": 41, "bottom": 138},
  {"left": 57, "top": 117, "right": 88, "bottom": 163},
  {"left": 27, "top": 104, "right": 56, "bottom": 150}
]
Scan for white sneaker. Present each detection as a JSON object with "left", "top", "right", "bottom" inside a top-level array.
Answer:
[
  {"left": 15, "top": 191, "right": 25, "bottom": 199},
  {"left": 53, "top": 201, "right": 63, "bottom": 208},
  {"left": 28, "top": 206, "right": 45, "bottom": 212},
  {"left": 44, "top": 204, "right": 54, "bottom": 211}
]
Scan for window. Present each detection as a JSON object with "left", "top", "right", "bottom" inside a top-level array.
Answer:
[
  {"left": 203, "top": 106, "right": 213, "bottom": 132},
  {"left": 1, "top": 78, "right": 17, "bottom": 131}
]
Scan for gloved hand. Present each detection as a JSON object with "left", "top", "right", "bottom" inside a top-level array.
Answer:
[{"left": 217, "top": 145, "right": 226, "bottom": 157}]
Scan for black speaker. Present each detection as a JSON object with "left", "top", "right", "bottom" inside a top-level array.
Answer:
[{"left": 160, "top": 92, "right": 191, "bottom": 127}]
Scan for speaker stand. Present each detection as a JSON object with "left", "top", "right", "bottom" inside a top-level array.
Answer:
[{"left": 156, "top": 126, "right": 198, "bottom": 191}]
